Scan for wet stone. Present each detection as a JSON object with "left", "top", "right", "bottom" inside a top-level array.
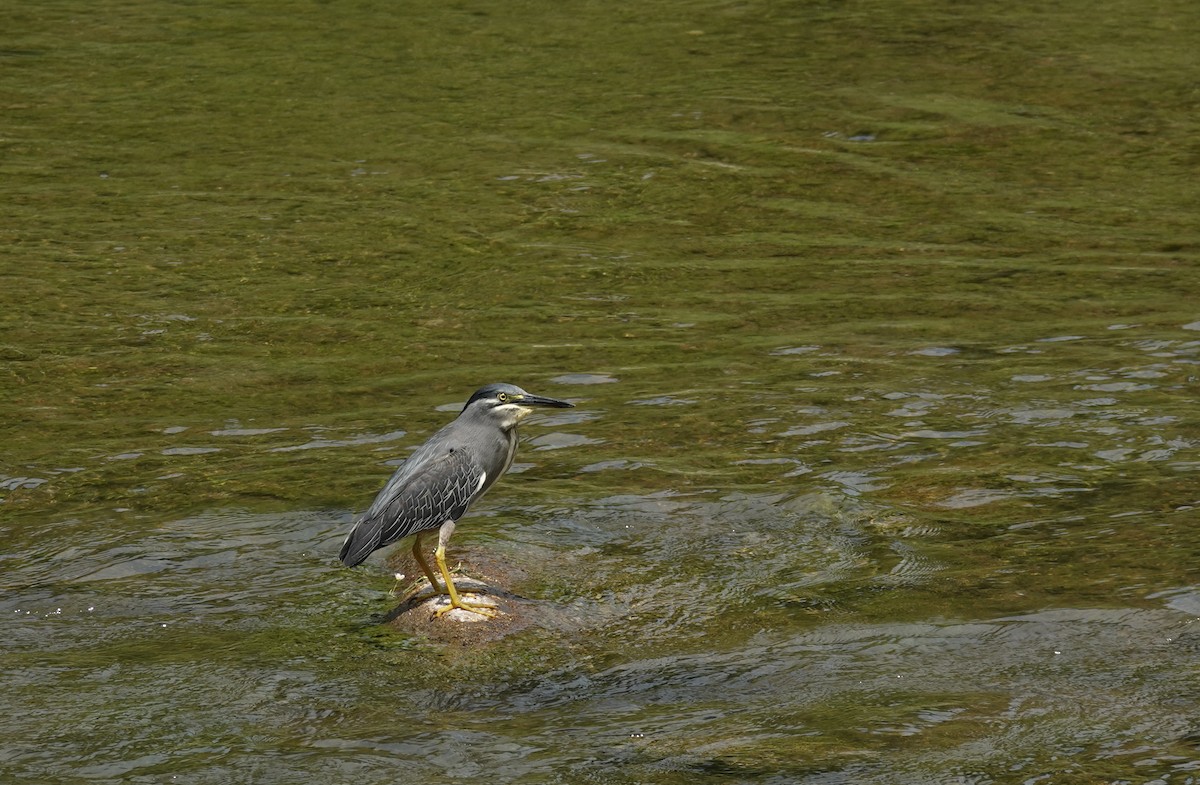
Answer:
[{"left": 381, "top": 552, "right": 539, "bottom": 645}]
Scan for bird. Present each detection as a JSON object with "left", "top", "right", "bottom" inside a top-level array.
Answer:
[{"left": 339, "top": 383, "right": 574, "bottom": 616}]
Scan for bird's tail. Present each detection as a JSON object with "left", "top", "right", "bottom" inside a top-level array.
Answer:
[{"left": 338, "top": 520, "right": 380, "bottom": 567}]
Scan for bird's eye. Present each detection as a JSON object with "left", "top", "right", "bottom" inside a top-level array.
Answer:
[{"left": 496, "top": 392, "right": 508, "bottom": 403}]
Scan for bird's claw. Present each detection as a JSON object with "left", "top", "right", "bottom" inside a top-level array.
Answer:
[{"left": 432, "top": 595, "right": 498, "bottom": 618}]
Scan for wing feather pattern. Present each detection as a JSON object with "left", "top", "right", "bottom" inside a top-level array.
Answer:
[{"left": 339, "top": 447, "right": 485, "bottom": 567}]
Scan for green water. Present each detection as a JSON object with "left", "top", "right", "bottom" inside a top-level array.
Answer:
[{"left": 3, "top": 0, "right": 1199, "bottom": 782}]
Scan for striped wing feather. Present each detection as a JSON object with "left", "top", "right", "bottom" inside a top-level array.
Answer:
[{"left": 339, "top": 447, "right": 483, "bottom": 566}]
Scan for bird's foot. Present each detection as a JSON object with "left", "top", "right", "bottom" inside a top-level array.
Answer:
[
  {"left": 393, "top": 575, "right": 443, "bottom": 602},
  {"left": 433, "top": 594, "right": 499, "bottom": 619},
  {"left": 399, "top": 586, "right": 442, "bottom": 603},
  {"left": 388, "top": 573, "right": 408, "bottom": 598}
]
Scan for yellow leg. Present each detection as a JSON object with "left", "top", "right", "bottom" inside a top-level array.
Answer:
[
  {"left": 411, "top": 533, "right": 443, "bottom": 594},
  {"left": 433, "top": 543, "right": 496, "bottom": 618}
]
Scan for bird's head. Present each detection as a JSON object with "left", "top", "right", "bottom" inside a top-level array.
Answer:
[{"left": 462, "top": 383, "right": 574, "bottom": 430}]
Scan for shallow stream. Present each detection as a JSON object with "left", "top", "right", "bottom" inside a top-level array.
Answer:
[{"left": 3, "top": 1, "right": 1199, "bottom": 782}]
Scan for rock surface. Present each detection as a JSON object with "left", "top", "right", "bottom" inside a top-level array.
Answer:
[{"left": 381, "top": 551, "right": 538, "bottom": 645}]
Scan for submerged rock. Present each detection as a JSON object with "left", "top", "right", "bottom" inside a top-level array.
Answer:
[{"left": 381, "top": 551, "right": 539, "bottom": 645}]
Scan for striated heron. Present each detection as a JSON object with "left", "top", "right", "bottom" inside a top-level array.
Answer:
[{"left": 339, "top": 383, "right": 573, "bottom": 616}]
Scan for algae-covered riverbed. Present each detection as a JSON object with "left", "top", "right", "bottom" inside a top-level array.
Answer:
[{"left": 3, "top": 1, "right": 1199, "bottom": 782}]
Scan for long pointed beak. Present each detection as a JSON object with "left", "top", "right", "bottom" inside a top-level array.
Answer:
[{"left": 519, "top": 393, "right": 574, "bottom": 408}]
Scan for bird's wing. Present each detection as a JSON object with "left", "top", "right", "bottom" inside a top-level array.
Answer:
[{"left": 338, "top": 447, "right": 486, "bottom": 567}]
